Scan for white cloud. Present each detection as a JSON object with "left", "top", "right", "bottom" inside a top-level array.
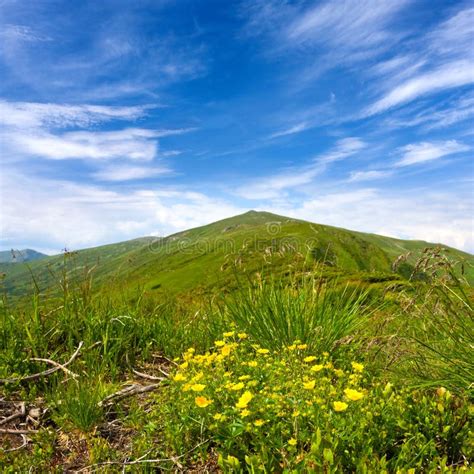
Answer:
[
  {"left": 366, "top": 60, "right": 474, "bottom": 115},
  {"left": 269, "top": 122, "right": 309, "bottom": 139},
  {"left": 286, "top": 0, "right": 409, "bottom": 54},
  {"left": 348, "top": 170, "right": 392, "bottom": 182},
  {"left": 92, "top": 164, "right": 171, "bottom": 181},
  {"left": 0, "top": 171, "right": 245, "bottom": 252},
  {"left": 266, "top": 187, "right": 474, "bottom": 253},
  {"left": 0, "top": 100, "right": 152, "bottom": 129},
  {"left": 395, "top": 140, "right": 470, "bottom": 167},
  {"left": 235, "top": 137, "right": 366, "bottom": 199}
]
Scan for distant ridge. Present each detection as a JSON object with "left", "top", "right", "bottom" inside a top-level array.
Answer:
[{"left": 0, "top": 249, "right": 48, "bottom": 263}]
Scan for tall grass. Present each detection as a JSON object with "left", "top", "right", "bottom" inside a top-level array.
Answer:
[
  {"left": 218, "top": 277, "right": 379, "bottom": 353},
  {"left": 397, "top": 250, "right": 474, "bottom": 396}
]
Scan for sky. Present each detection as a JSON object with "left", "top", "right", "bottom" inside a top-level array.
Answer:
[{"left": 0, "top": 0, "right": 473, "bottom": 255}]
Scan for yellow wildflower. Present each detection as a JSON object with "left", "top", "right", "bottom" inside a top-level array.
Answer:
[
  {"left": 179, "top": 361, "right": 189, "bottom": 369},
  {"left": 351, "top": 362, "right": 364, "bottom": 373},
  {"left": 195, "top": 396, "right": 212, "bottom": 408},
  {"left": 304, "top": 356, "right": 317, "bottom": 363},
  {"left": 297, "top": 344, "right": 308, "bottom": 350},
  {"left": 241, "top": 409, "right": 251, "bottom": 417},
  {"left": 215, "top": 340, "right": 225, "bottom": 347},
  {"left": 224, "top": 371, "right": 233, "bottom": 377},
  {"left": 173, "top": 373, "right": 185, "bottom": 382},
  {"left": 254, "top": 419, "right": 265, "bottom": 427},
  {"left": 190, "top": 383, "right": 206, "bottom": 392},
  {"left": 311, "top": 364, "right": 324, "bottom": 372},
  {"left": 334, "top": 369, "right": 344, "bottom": 377},
  {"left": 248, "top": 361, "right": 258, "bottom": 367},
  {"left": 257, "top": 348, "right": 270, "bottom": 354},
  {"left": 221, "top": 345, "right": 232, "bottom": 356},
  {"left": 287, "top": 344, "right": 296, "bottom": 351},
  {"left": 344, "top": 388, "right": 364, "bottom": 401},
  {"left": 231, "top": 382, "right": 245, "bottom": 391},
  {"left": 238, "top": 375, "right": 251, "bottom": 381},
  {"left": 333, "top": 401, "right": 348, "bottom": 412},
  {"left": 223, "top": 331, "right": 235, "bottom": 337},
  {"left": 213, "top": 413, "right": 225, "bottom": 421},
  {"left": 288, "top": 438, "right": 297, "bottom": 446},
  {"left": 303, "top": 380, "right": 316, "bottom": 390},
  {"left": 238, "top": 332, "right": 248, "bottom": 339},
  {"left": 236, "top": 390, "right": 253, "bottom": 408}
]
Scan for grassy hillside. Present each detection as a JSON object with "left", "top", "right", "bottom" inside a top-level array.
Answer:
[{"left": 1, "top": 211, "right": 472, "bottom": 301}]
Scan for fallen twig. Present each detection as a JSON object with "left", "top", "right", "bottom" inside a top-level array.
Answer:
[
  {"left": 30, "top": 357, "right": 78, "bottom": 379},
  {"left": 1, "top": 434, "right": 28, "bottom": 452},
  {"left": 77, "top": 438, "right": 210, "bottom": 472},
  {"left": 0, "top": 402, "right": 26, "bottom": 426},
  {"left": 99, "top": 383, "right": 162, "bottom": 407},
  {"left": 132, "top": 369, "right": 165, "bottom": 381},
  {"left": 0, "top": 428, "right": 38, "bottom": 435},
  {"left": 0, "top": 342, "right": 83, "bottom": 385}
]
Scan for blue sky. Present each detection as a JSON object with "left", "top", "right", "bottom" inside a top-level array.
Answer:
[{"left": 0, "top": 0, "right": 473, "bottom": 254}]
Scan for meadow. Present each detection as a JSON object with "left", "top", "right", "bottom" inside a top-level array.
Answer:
[{"left": 0, "top": 245, "right": 472, "bottom": 473}]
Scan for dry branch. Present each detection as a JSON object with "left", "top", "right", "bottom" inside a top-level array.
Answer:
[
  {"left": 0, "top": 342, "right": 83, "bottom": 385},
  {"left": 132, "top": 369, "right": 166, "bottom": 381},
  {"left": 77, "top": 438, "right": 210, "bottom": 472},
  {"left": 99, "top": 383, "right": 162, "bottom": 407},
  {"left": 0, "top": 428, "right": 38, "bottom": 435}
]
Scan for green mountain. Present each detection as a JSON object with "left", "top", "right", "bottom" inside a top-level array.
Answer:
[
  {"left": 1, "top": 211, "right": 472, "bottom": 299},
  {"left": 0, "top": 248, "right": 48, "bottom": 263}
]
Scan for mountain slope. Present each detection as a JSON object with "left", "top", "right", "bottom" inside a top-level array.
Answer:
[
  {"left": 0, "top": 249, "right": 48, "bottom": 263},
  {"left": 1, "top": 211, "right": 472, "bottom": 299}
]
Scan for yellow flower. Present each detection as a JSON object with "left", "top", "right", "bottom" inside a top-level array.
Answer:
[
  {"left": 190, "top": 383, "right": 206, "bottom": 392},
  {"left": 288, "top": 438, "right": 297, "bottom": 446},
  {"left": 238, "top": 332, "right": 248, "bottom": 339},
  {"left": 344, "top": 388, "right": 364, "bottom": 401},
  {"left": 334, "top": 369, "right": 344, "bottom": 377},
  {"left": 351, "top": 362, "right": 364, "bottom": 373},
  {"left": 173, "top": 373, "right": 185, "bottom": 382},
  {"left": 257, "top": 348, "right": 270, "bottom": 354},
  {"left": 231, "top": 382, "right": 245, "bottom": 391},
  {"left": 248, "top": 361, "right": 258, "bottom": 367},
  {"left": 303, "top": 380, "right": 316, "bottom": 390},
  {"left": 213, "top": 413, "right": 225, "bottom": 421},
  {"left": 240, "top": 409, "right": 251, "bottom": 417},
  {"left": 223, "top": 331, "right": 235, "bottom": 337},
  {"left": 195, "top": 396, "right": 212, "bottom": 408},
  {"left": 304, "top": 356, "right": 317, "bottom": 363},
  {"left": 224, "top": 371, "right": 233, "bottom": 377},
  {"left": 287, "top": 344, "right": 296, "bottom": 351},
  {"left": 333, "top": 401, "right": 348, "bottom": 412},
  {"left": 238, "top": 375, "right": 251, "bottom": 381},
  {"left": 221, "top": 345, "right": 232, "bottom": 356},
  {"left": 254, "top": 419, "right": 265, "bottom": 427},
  {"left": 236, "top": 390, "right": 253, "bottom": 408},
  {"left": 310, "top": 364, "right": 324, "bottom": 372},
  {"left": 215, "top": 340, "right": 225, "bottom": 347},
  {"left": 297, "top": 344, "right": 308, "bottom": 350},
  {"left": 179, "top": 361, "right": 189, "bottom": 369}
]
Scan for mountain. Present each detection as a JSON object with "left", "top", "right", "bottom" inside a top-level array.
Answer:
[
  {"left": 0, "top": 211, "right": 472, "bottom": 299},
  {"left": 0, "top": 248, "right": 48, "bottom": 263}
]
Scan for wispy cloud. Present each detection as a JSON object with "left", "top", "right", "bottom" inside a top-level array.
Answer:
[
  {"left": 366, "top": 60, "right": 474, "bottom": 116},
  {"left": 269, "top": 122, "right": 309, "bottom": 139},
  {"left": 92, "top": 165, "right": 172, "bottom": 182},
  {"left": 395, "top": 140, "right": 470, "bottom": 167},
  {"left": 0, "top": 100, "right": 153, "bottom": 129},
  {"left": 348, "top": 170, "right": 392, "bottom": 182},
  {"left": 236, "top": 137, "right": 366, "bottom": 199}
]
